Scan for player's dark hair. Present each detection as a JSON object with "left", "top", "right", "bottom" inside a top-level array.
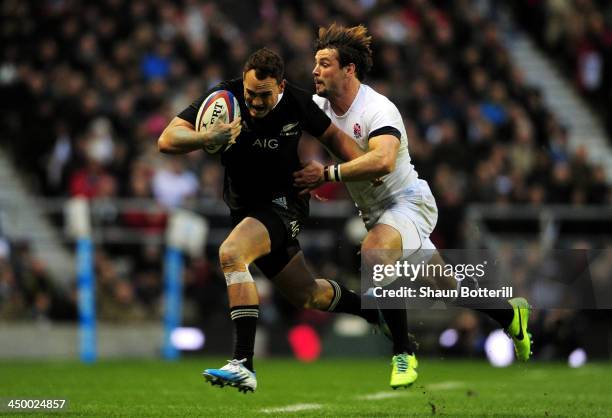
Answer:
[
  {"left": 315, "top": 23, "right": 373, "bottom": 81},
  {"left": 243, "top": 47, "right": 284, "bottom": 84}
]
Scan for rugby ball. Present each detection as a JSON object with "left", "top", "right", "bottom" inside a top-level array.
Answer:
[{"left": 195, "top": 90, "right": 240, "bottom": 154}]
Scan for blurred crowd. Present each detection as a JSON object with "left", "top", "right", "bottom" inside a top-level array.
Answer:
[
  {"left": 512, "top": 0, "right": 612, "bottom": 137},
  {"left": 0, "top": 235, "right": 229, "bottom": 324},
  {"left": 0, "top": 0, "right": 610, "bottom": 357},
  {"left": 0, "top": 238, "right": 75, "bottom": 321},
  {"left": 2, "top": 0, "right": 610, "bottom": 234}
]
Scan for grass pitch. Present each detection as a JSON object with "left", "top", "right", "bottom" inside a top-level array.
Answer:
[{"left": 1, "top": 358, "right": 611, "bottom": 417}]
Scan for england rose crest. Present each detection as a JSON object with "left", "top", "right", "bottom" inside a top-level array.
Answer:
[{"left": 353, "top": 123, "right": 362, "bottom": 139}]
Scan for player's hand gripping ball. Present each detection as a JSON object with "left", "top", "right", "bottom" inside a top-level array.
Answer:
[{"left": 195, "top": 90, "right": 241, "bottom": 154}]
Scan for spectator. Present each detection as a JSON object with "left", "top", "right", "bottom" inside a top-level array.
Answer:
[{"left": 152, "top": 157, "right": 198, "bottom": 208}]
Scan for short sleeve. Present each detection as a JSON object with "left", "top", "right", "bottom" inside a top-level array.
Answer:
[{"left": 367, "top": 100, "right": 402, "bottom": 141}]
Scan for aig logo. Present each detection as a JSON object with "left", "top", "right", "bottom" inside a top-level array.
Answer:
[{"left": 253, "top": 138, "right": 278, "bottom": 149}]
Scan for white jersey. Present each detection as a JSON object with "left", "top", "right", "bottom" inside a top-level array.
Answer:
[{"left": 313, "top": 84, "right": 420, "bottom": 211}]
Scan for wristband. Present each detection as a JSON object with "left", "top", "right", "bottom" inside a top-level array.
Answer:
[
  {"left": 324, "top": 164, "right": 341, "bottom": 182},
  {"left": 335, "top": 164, "right": 342, "bottom": 181},
  {"left": 328, "top": 165, "right": 336, "bottom": 182}
]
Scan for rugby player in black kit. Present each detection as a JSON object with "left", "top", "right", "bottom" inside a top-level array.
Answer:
[{"left": 159, "top": 48, "right": 399, "bottom": 392}]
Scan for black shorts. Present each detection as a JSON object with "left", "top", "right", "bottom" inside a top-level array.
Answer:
[{"left": 230, "top": 197, "right": 308, "bottom": 278}]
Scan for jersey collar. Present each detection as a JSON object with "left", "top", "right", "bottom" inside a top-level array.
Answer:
[
  {"left": 273, "top": 92, "right": 284, "bottom": 109},
  {"left": 331, "top": 83, "right": 364, "bottom": 119}
]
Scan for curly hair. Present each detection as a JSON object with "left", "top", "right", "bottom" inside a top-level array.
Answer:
[{"left": 315, "top": 23, "right": 373, "bottom": 81}]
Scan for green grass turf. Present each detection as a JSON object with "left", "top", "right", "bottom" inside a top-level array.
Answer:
[{"left": 1, "top": 358, "right": 611, "bottom": 417}]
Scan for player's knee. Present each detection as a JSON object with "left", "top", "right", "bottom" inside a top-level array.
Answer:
[{"left": 219, "top": 240, "right": 244, "bottom": 271}]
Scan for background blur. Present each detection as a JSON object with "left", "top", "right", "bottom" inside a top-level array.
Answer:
[{"left": 0, "top": 0, "right": 610, "bottom": 363}]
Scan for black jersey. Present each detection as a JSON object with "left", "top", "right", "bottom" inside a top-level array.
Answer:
[{"left": 178, "top": 78, "right": 331, "bottom": 211}]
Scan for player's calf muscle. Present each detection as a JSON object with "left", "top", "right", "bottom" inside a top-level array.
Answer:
[
  {"left": 285, "top": 289, "right": 312, "bottom": 309},
  {"left": 227, "top": 282, "right": 259, "bottom": 307},
  {"left": 293, "top": 280, "right": 333, "bottom": 310},
  {"left": 309, "top": 279, "right": 335, "bottom": 309},
  {"left": 300, "top": 282, "right": 328, "bottom": 310},
  {"left": 274, "top": 275, "right": 333, "bottom": 310},
  {"left": 426, "top": 253, "right": 456, "bottom": 291},
  {"left": 275, "top": 280, "right": 317, "bottom": 308}
]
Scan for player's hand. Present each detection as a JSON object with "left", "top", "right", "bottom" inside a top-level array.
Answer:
[
  {"left": 203, "top": 117, "right": 242, "bottom": 146},
  {"left": 294, "top": 160, "right": 325, "bottom": 195}
]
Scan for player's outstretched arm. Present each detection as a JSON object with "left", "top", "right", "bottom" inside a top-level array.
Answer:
[
  {"left": 332, "top": 134, "right": 398, "bottom": 181},
  {"left": 158, "top": 116, "right": 241, "bottom": 154},
  {"left": 296, "top": 126, "right": 399, "bottom": 189}
]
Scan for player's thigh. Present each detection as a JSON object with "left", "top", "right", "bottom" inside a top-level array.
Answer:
[
  {"left": 361, "top": 223, "right": 403, "bottom": 266},
  {"left": 220, "top": 216, "right": 272, "bottom": 265},
  {"left": 362, "top": 223, "right": 403, "bottom": 251}
]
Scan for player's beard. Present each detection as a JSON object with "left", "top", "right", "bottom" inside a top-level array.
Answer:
[{"left": 314, "top": 79, "right": 329, "bottom": 97}]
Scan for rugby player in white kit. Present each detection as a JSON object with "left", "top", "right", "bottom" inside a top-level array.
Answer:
[{"left": 295, "top": 24, "right": 532, "bottom": 388}]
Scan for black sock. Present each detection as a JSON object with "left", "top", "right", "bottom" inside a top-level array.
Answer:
[
  {"left": 380, "top": 309, "right": 418, "bottom": 355},
  {"left": 475, "top": 305, "right": 514, "bottom": 329},
  {"left": 453, "top": 280, "right": 514, "bottom": 329},
  {"left": 326, "top": 280, "right": 379, "bottom": 323},
  {"left": 230, "top": 305, "right": 258, "bottom": 372},
  {"left": 453, "top": 298, "right": 514, "bottom": 329}
]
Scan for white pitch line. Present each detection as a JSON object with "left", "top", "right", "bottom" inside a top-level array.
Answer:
[
  {"left": 355, "top": 381, "right": 463, "bottom": 401},
  {"left": 356, "top": 391, "right": 408, "bottom": 400},
  {"left": 426, "top": 381, "right": 464, "bottom": 390},
  {"left": 260, "top": 403, "right": 324, "bottom": 413}
]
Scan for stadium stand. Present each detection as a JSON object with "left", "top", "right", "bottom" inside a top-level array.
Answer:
[{"left": 511, "top": 0, "right": 612, "bottom": 137}]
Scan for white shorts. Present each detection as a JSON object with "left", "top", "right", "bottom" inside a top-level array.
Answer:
[{"left": 361, "top": 179, "right": 438, "bottom": 253}]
